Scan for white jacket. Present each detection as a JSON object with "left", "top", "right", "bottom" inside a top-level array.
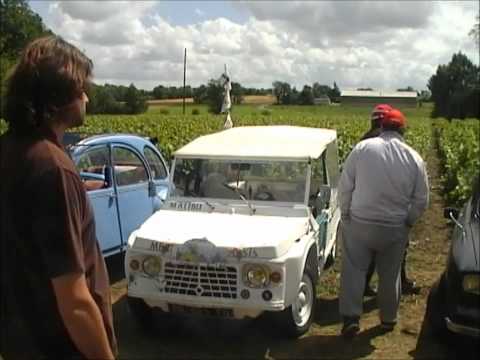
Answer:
[{"left": 339, "top": 131, "right": 429, "bottom": 227}]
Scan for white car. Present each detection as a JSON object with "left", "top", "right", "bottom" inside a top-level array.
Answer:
[{"left": 125, "top": 125, "right": 341, "bottom": 337}]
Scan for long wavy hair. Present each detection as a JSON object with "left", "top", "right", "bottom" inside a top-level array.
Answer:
[{"left": 4, "top": 35, "right": 93, "bottom": 134}]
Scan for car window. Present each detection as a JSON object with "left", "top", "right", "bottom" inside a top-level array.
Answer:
[
  {"left": 76, "top": 146, "right": 111, "bottom": 190},
  {"left": 144, "top": 146, "right": 167, "bottom": 180},
  {"left": 310, "top": 153, "right": 327, "bottom": 197},
  {"left": 173, "top": 158, "right": 307, "bottom": 202},
  {"left": 113, "top": 147, "right": 148, "bottom": 186},
  {"left": 325, "top": 141, "right": 340, "bottom": 187}
]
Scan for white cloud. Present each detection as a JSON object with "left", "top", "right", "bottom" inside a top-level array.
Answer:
[{"left": 40, "top": 0, "right": 479, "bottom": 91}]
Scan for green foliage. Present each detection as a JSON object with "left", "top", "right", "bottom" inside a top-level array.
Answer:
[
  {"left": 0, "top": 0, "right": 51, "bottom": 59},
  {"left": 298, "top": 85, "right": 314, "bottom": 105},
  {"left": 206, "top": 78, "right": 224, "bottom": 114},
  {"left": 191, "top": 108, "right": 200, "bottom": 115},
  {"left": 64, "top": 104, "right": 433, "bottom": 165},
  {"left": 272, "top": 81, "right": 292, "bottom": 105},
  {"left": 160, "top": 108, "right": 170, "bottom": 115},
  {"left": 0, "top": 119, "right": 7, "bottom": 134},
  {"left": 274, "top": 81, "right": 339, "bottom": 105},
  {"left": 193, "top": 85, "right": 208, "bottom": 104},
  {"left": 435, "top": 119, "right": 480, "bottom": 206},
  {"left": 124, "top": 84, "right": 148, "bottom": 114},
  {"left": 87, "top": 84, "right": 124, "bottom": 114},
  {"left": 231, "top": 82, "right": 244, "bottom": 105},
  {"left": 0, "top": 0, "right": 52, "bottom": 116},
  {"left": 152, "top": 85, "right": 193, "bottom": 100},
  {"left": 428, "top": 52, "right": 480, "bottom": 119}
]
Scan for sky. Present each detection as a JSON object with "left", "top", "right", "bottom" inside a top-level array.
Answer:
[{"left": 29, "top": 0, "right": 479, "bottom": 91}]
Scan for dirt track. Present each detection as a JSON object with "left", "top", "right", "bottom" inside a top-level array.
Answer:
[{"left": 106, "top": 141, "right": 480, "bottom": 359}]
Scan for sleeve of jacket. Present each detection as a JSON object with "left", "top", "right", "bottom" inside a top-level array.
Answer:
[
  {"left": 406, "top": 158, "right": 429, "bottom": 227},
  {"left": 338, "top": 147, "right": 358, "bottom": 219}
]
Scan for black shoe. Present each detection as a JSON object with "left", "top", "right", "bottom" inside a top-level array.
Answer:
[
  {"left": 380, "top": 321, "right": 397, "bottom": 332},
  {"left": 402, "top": 279, "right": 420, "bottom": 295},
  {"left": 364, "top": 285, "right": 377, "bottom": 297},
  {"left": 341, "top": 317, "right": 360, "bottom": 339}
]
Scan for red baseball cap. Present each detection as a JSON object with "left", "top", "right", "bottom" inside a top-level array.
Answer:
[
  {"left": 382, "top": 108, "right": 407, "bottom": 128},
  {"left": 371, "top": 104, "right": 393, "bottom": 122}
]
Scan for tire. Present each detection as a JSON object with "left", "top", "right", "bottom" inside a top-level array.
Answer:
[
  {"left": 426, "top": 277, "right": 448, "bottom": 338},
  {"left": 127, "top": 296, "right": 154, "bottom": 331},
  {"left": 272, "top": 267, "right": 317, "bottom": 338}
]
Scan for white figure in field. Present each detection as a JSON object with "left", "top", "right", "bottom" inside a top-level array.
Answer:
[{"left": 221, "top": 65, "right": 233, "bottom": 129}]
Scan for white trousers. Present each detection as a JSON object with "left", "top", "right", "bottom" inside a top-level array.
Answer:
[{"left": 339, "top": 218, "right": 409, "bottom": 323}]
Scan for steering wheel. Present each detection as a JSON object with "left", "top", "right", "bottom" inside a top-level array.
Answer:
[{"left": 254, "top": 191, "right": 275, "bottom": 201}]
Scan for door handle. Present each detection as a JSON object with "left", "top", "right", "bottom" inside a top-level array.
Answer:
[{"left": 109, "top": 192, "right": 117, "bottom": 199}]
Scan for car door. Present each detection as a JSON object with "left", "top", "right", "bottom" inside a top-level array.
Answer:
[
  {"left": 75, "top": 145, "right": 123, "bottom": 256},
  {"left": 310, "top": 154, "right": 329, "bottom": 256},
  {"left": 112, "top": 145, "right": 153, "bottom": 250},
  {"left": 324, "top": 140, "right": 341, "bottom": 249},
  {"left": 143, "top": 145, "right": 170, "bottom": 211}
]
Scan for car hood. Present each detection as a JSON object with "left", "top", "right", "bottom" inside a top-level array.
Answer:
[{"left": 130, "top": 209, "right": 310, "bottom": 259}]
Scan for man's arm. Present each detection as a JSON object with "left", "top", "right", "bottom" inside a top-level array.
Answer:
[
  {"left": 52, "top": 273, "right": 114, "bottom": 360},
  {"left": 338, "top": 149, "right": 357, "bottom": 219},
  {"left": 406, "top": 160, "right": 429, "bottom": 227}
]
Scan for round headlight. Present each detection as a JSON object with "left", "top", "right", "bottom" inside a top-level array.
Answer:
[
  {"left": 243, "top": 264, "right": 270, "bottom": 288},
  {"left": 142, "top": 256, "right": 162, "bottom": 277},
  {"left": 463, "top": 274, "right": 480, "bottom": 295}
]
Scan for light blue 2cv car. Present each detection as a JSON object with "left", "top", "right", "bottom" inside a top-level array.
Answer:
[{"left": 66, "top": 133, "right": 172, "bottom": 256}]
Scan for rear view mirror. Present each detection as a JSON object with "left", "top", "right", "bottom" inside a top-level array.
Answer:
[{"left": 444, "top": 207, "right": 459, "bottom": 220}]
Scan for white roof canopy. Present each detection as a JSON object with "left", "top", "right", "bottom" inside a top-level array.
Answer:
[{"left": 174, "top": 126, "right": 337, "bottom": 161}]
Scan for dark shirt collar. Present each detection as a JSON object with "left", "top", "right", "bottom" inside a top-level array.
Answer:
[
  {"left": 380, "top": 130, "right": 404, "bottom": 142},
  {"left": 38, "top": 126, "right": 63, "bottom": 148}
]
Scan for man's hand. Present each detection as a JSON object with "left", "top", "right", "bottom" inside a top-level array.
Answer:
[{"left": 51, "top": 273, "right": 115, "bottom": 360}]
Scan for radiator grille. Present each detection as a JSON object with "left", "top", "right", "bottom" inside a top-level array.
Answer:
[{"left": 164, "top": 262, "right": 238, "bottom": 299}]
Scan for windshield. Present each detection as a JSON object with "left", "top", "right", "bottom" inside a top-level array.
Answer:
[{"left": 172, "top": 158, "right": 308, "bottom": 203}]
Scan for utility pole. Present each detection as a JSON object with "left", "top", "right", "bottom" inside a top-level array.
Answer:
[{"left": 183, "top": 48, "right": 187, "bottom": 116}]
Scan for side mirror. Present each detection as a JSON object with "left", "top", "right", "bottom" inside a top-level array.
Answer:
[{"left": 444, "top": 207, "right": 459, "bottom": 220}]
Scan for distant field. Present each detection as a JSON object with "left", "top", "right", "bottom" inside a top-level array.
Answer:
[
  {"left": 147, "top": 95, "right": 275, "bottom": 107},
  {"left": 147, "top": 98, "right": 194, "bottom": 105},
  {"left": 243, "top": 95, "right": 276, "bottom": 104}
]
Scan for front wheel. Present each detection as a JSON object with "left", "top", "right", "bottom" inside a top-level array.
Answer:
[
  {"left": 127, "top": 296, "right": 154, "bottom": 332},
  {"left": 426, "top": 277, "right": 447, "bottom": 338},
  {"left": 272, "top": 268, "right": 316, "bottom": 337}
]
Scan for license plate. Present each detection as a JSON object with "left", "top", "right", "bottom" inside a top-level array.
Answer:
[{"left": 168, "top": 304, "right": 233, "bottom": 318}]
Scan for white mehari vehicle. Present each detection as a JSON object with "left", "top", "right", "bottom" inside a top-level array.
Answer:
[{"left": 125, "top": 125, "right": 341, "bottom": 337}]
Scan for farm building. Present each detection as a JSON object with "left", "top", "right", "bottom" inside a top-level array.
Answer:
[
  {"left": 340, "top": 90, "right": 417, "bottom": 108},
  {"left": 313, "top": 95, "right": 331, "bottom": 105}
]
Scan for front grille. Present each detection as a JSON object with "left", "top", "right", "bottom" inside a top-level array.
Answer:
[{"left": 164, "top": 262, "right": 238, "bottom": 299}]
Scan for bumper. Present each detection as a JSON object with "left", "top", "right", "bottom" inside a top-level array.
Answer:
[
  {"left": 445, "top": 317, "right": 480, "bottom": 338},
  {"left": 128, "top": 290, "right": 286, "bottom": 319}
]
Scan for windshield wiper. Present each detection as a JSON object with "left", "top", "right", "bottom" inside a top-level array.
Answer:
[
  {"left": 222, "top": 183, "right": 256, "bottom": 215},
  {"left": 204, "top": 200, "right": 215, "bottom": 211}
]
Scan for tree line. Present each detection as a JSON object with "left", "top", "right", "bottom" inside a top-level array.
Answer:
[{"left": 428, "top": 52, "right": 479, "bottom": 120}]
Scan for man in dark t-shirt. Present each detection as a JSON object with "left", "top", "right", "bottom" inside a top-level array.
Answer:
[{"left": 0, "top": 36, "right": 116, "bottom": 359}]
